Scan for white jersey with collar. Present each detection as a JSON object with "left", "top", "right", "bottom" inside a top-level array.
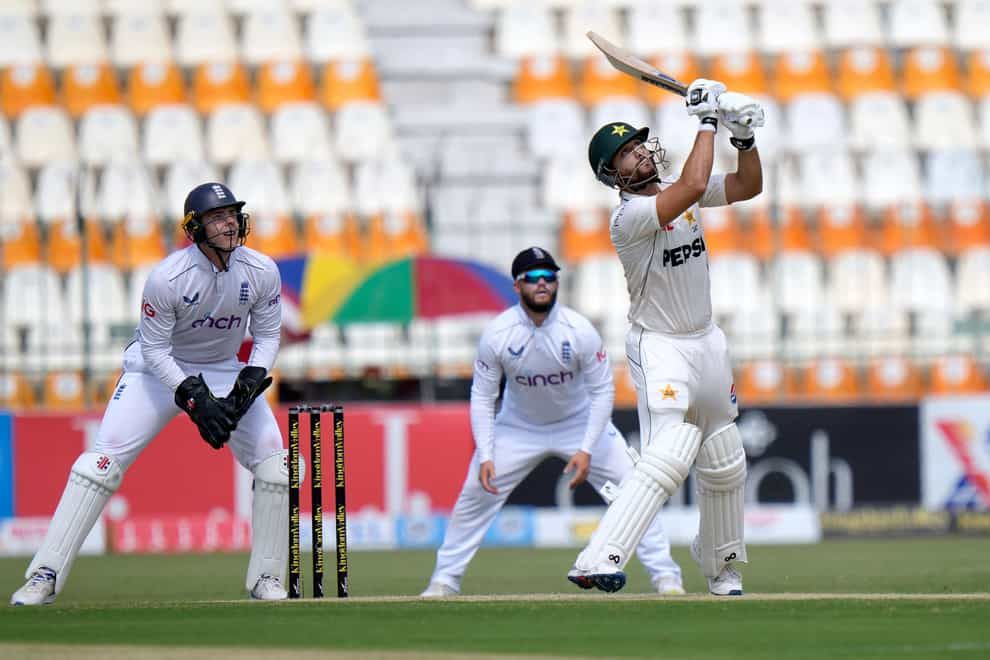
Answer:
[
  {"left": 134, "top": 244, "right": 282, "bottom": 391},
  {"left": 609, "top": 173, "right": 728, "bottom": 336},
  {"left": 470, "top": 304, "right": 615, "bottom": 462}
]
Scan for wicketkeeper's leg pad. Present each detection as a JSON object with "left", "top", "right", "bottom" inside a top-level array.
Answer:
[
  {"left": 246, "top": 450, "right": 293, "bottom": 590},
  {"left": 28, "top": 452, "right": 124, "bottom": 593},
  {"left": 575, "top": 423, "right": 701, "bottom": 573},
  {"left": 695, "top": 423, "right": 747, "bottom": 578}
]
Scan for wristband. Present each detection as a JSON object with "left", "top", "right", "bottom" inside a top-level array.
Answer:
[
  {"left": 699, "top": 116, "right": 718, "bottom": 132},
  {"left": 730, "top": 135, "right": 755, "bottom": 151}
]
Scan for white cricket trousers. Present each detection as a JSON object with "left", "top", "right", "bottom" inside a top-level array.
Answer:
[{"left": 428, "top": 411, "right": 681, "bottom": 591}]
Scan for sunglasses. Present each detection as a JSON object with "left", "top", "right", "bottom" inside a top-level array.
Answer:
[{"left": 516, "top": 269, "right": 558, "bottom": 284}]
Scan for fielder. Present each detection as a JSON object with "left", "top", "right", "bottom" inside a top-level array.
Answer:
[
  {"left": 567, "top": 80, "right": 764, "bottom": 595},
  {"left": 421, "top": 247, "right": 684, "bottom": 598},
  {"left": 11, "top": 183, "right": 289, "bottom": 605}
]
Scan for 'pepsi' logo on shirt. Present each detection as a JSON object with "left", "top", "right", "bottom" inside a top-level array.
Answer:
[
  {"left": 191, "top": 314, "right": 243, "bottom": 329},
  {"left": 515, "top": 371, "right": 574, "bottom": 387},
  {"left": 661, "top": 237, "right": 706, "bottom": 267}
]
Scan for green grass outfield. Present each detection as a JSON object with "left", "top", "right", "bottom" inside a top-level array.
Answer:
[{"left": 0, "top": 538, "right": 989, "bottom": 659}]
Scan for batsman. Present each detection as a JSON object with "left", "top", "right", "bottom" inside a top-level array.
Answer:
[
  {"left": 11, "top": 183, "right": 290, "bottom": 605},
  {"left": 568, "top": 80, "right": 764, "bottom": 595}
]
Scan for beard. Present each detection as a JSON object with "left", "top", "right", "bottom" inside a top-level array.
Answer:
[{"left": 521, "top": 288, "right": 557, "bottom": 314}]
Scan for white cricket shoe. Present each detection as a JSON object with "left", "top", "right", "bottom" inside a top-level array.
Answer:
[
  {"left": 691, "top": 536, "right": 743, "bottom": 596},
  {"left": 10, "top": 567, "right": 57, "bottom": 606},
  {"left": 653, "top": 573, "right": 686, "bottom": 596},
  {"left": 420, "top": 582, "right": 458, "bottom": 598},
  {"left": 250, "top": 574, "right": 287, "bottom": 601}
]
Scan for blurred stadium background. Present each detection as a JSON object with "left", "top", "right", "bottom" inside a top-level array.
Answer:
[{"left": 1, "top": 0, "right": 989, "bottom": 562}]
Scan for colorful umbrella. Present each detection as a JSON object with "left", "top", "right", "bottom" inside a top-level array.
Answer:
[{"left": 277, "top": 255, "right": 517, "bottom": 328}]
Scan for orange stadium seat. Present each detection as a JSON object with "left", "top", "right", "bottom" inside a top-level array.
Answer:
[
  {"left": 816, "top": 204, "right": 870, "bottom": 257},
  {"left": 835, "top": 47, "right": 896, "bottom": 100},
  {"left": 778, "top": 205, "right": 813, "bottom": 252},
  {"left": 0, "top": 219, "right": 42, "bottom": 269},
  {"left": 192, "top": 61, "right": 251, "bottom": 114},
  {"left": 579, "top": 54, "right": 639, "bottom": 106},
  {"left": 513, "top": 55, "right": 576, "bottom": 104},
  {"left": 560, "top": 208, "right": 612, "bottom": 263},
  {"left": 302, "top": 210, "right": 362, "bottom": 260},
  {"left": 364, "top": 210, "right": 429, "bottom": 265},
  {"left": 801, "top": 358, "right": 862, "bottom": 401},
  {"left": 110, "top": 216, "right": 166, "bottom": 270},
  {"left": 902, "top": 47, "right": 962, "bottom": 100},
  {"left": 127, "top": 61, "right": 187, "bottom": 116},
  {"left": 0, "top": 372, "right": 36, "bottom": 410},
  {"left": 879, "top": 202, "right": 940, "bottom": 255},
  {"left": 43, "top": 371, "right": 87, "bottom": 410},
  {"left": 736, "top": 360, "right": 797, "bottom": 405},
  {"left": 772, "top": 50, "right": 832, "bottom": 102},
  {"left": 866, "top": 356, "right": 923, "bottom": 402},
  {"left": 256, "top": 60, "right": 316, "bottom": 114},
  {"left": 947, "top": 199, "right": 990, "bottom": 253},
  {"left": 244, "top": 212, "right": 300, "bottom": 260},
  {"left": 641, "top": 53, "right": 701, "bottom": 106},
  {"left": 613, "top": 362, "right": 638, "bottom": 409},
  {"left": 62, "top": 63, "right": 122, "bottom": 118},
  {"left": 965, "top": 50, "right": 990, "bottom": 98},
  {"left": 319, "top": 58, "right": 382, "bottom": 111},
  {"left": 46, "top": 218, "right": 109, "bottom": 275},
  {"left": 699, "top": 205, "right": 740, "bottom": 255},
  {"left": 928, "top": 355, "right": 988, "bottom": 394},
  {"left": 745, "top": 206, "right": 776, "bottom": 261},
  {"left": 709, "top": 52, "right": 767, "bottom": 96},
  {"left": 90, "top": 370, "right": 122, "bottom": 405},
  {"left": 1, "top": 64, "right": 56, "bottom": 118}
]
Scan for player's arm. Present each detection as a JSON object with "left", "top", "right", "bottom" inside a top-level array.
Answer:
[
  {"left": 223, "top": 262, "right": 282, "bottom": 421},
  {"left": 469, "top": 329, "right": 504, "bottom": 494},
  {"left": 654, "top": 78, "right": 723, "bottom": 225},
  {"left": 719, "top": 91, "right": 765, "bottom": 204}
]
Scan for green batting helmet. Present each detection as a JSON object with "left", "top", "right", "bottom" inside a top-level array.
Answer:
[{"left": 588, "top": 122, "right": 650, "bottom": 188}]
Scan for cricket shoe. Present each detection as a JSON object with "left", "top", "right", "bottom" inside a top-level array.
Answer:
[
  {"left": 566, "top": 566, "right": 595, "bottom": 590},
  {"left": 569, "top": 563, "right": 626, "bottom": 593},
  {"left": 653, "top": 573, "right": 686, "bottom": 596},
  {"left": 10, "top": 567, "right": 56, "bottom": 606},
  {"left": 250, "top": 574, "right": 287, "bottom": 601},
  {"left": 691, "top": 536, "right": 743, "bottom": 596},
  {"left": 420, "top": 582, "right": 458, "bottom": 598}
]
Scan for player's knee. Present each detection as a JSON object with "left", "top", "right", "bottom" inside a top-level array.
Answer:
[
  {"left": 635, "top": 423, "right": 702, "bottom": 493},
  {"left": 696, "top": 424, "right": 746, "bottom": 491},
  {"left": 253, "top": 450, "right": 293, "bottom": 488},
  {"left": 70, "top": 452, "right": 124, "bottom": 493}
]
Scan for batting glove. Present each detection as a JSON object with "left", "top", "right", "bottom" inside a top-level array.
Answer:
[
  {"left": 685, "top": 78, "right": 726, "bottom": 129},
  {"left": 717, "top": 92, "right": 764, "bottom": 150}
]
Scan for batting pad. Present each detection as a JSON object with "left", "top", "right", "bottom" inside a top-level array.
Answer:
[
  {"left": 695, "top": 424, "right": 747, "bottom": 578},
  {"left": 576, "top": 423, "right": 701, "bottom": 572},
  {"left": 28, "top": 452, "right": 124, "bottom": 593},
  {"left": 246, "top": 450, "right": 291, "bottom": 590}
]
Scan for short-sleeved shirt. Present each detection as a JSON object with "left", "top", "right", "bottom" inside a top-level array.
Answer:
[{"left": 609, "top": 174, "right": 728, "bottom": 335}]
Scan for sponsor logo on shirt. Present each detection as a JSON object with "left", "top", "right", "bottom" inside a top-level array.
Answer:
[
  {"left": 507, "top": 345, "right": 524, "bottom": 358},
  {"left": 476, "top": 359, "right": 490, "bottom": 372},
  {"left": 142, "top": 300, "right": 156, "bottom": 317},
  {"left": 183, "top": 292, "right": 200, "bottom": 305},
  {"left": 596, "top": 348, "right": 607, "bottom": 362},
  {"left": 730, "top": 383, "right": 737, "bottom": 405},
  {"left": 191, "top": 314, "right": 243, "bottom": 329},
  {"left": 661, "top": 384, "right": 678, "bottom": 400},
  {"left": 268, "top": 293, "right": 280, "bottom": 307},
  {"left": 561, "top": 340, "right": 572, "bottom": 362},
  {"left": 661, "top": 237, "right": 707, "bottom": 268},
  {"left": 515, "top": 371, "right": 574, "bottom": 387}
]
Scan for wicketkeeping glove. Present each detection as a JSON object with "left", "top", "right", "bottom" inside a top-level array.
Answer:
[
  {"left": 717, "top": 91, "right": 765, "bottom": 150},
  {"left": 219, "top": 366, "right": 273, "bottom": 422},
  {"left": 175, "top": 374, "right": 237, "bottom": 450},
  {"left": 685, "top": 78, "right": 727, "bottom": 126}
]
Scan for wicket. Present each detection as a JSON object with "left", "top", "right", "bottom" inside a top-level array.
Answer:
[{"left": 288, "top": 404, "right": 348, "bottom": 599}]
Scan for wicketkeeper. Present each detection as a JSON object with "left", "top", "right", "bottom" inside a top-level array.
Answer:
[
  {"left": 567, "top": 80, "right": 765, "bottom": 595},
  {"left": 11, "top": 183, "right": 289, "bottom": 605},
  {"left": 422, "top": 247, "right": 684, "bottom": 598}
]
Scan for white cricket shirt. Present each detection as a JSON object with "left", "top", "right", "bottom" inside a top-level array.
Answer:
[
  {"left": 470, "top": 304, "right": 615, "bottom": 462},
  {"left": 135, "top": 245, "right": 282, "bottom": 390},
  {"left": 610, "top": 174, "right": 728, "bottom": 335}
]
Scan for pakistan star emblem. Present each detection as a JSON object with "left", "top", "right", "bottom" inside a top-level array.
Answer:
[
  {"left": 661, "top": 384, "right": 678, "bottom": 400},
  {"left": 611, "top": 124, "right": 629, "bottom": 136}
]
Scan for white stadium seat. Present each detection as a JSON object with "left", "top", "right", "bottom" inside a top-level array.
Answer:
[
  {"left": 495, "top": 4, "right": 557, "bottom": 58},
  {"left": 333, "top": 101, "right": 391, "bottom": 163},
  {"left": 97, "top": 160, "right": 159, "bottom": 223},
  {"left": 206, "top": 103, "right": 269, "bottom": 165},
  {"left": 304, "top": 6, "right": 370, "bottom": 62},
  {"left": 757, "top": 0, "right": 819, "bottom": 54},
  {"left": 3, "top": 264, "right": 65, "bottom": 329},
  {"left": 890, "top": 248, "right": 953, "bottom": 313},
  {"left": 925, "top": 150, "right": 986, "bottom": 205},
  {"left": 66, "top": 264, "right": 131, "bottom": 328},
  {"left": 111, "top": 12, "right": 172, "bottom": 66},
  {"left": 862, "top": 149, "right": 923, "bottom": 210},
  {"left": 228, "top": 160, "right": 290, "bottom": 216},
  {"left": 526, "top": 99, "right": 586, "bottom": 161},
  {"left": 271, "top": 102, "right": 333, "bottom": 164},
  {"left": 175, "top": 11, "right": 237, "bottom": 66},
  {"left": 15, "top": 106, "right": 76, "bottom": 167},
  {"left": 848, "top": 93, "right": 912, "bottom": 151},
  {"left": 799, "top": 150, "right": 861, "bottom": 208},
  {"left": 41, "top": 0, "right": 100, "bottom": 15},
  {"left": 143, "top": 104, "right": 205, "bottom": 166},
  {"left": 710, "top": 252, "right": 764, "bottom": 318},
  {"left": 980, "top": 96, "right": 990, "bottom": 151},
  {"left": 827, "top": 249, "right": 889, "bottom": 316},
  {"left": 289, "top": 159, "right": 353, "bottom": 215},
  {"left": 0, "top": 12, "right": 42, "bottom": 66},
  {"left": 770, "top": 251, "right": 825, "bottom": 316},
  {"left": 822, "top": 0, "right": 884, "bottom": 48},
  {"left": 956, "top": 247, "right": 990, "bottom": 315},
  {"left": 241, "top": 10, "right": 303, "bottom": 65},
  {"left": 953, "top": 0, "right": 990, "bottom": 51},
  {"left": 888, "top": 0, "right": 949, "bottom": 48},
  {"left": 78, "top": 105, "right": 140, "bottom": 166},
  {"left": 785, "top": 94, "right": 847, "bottom": 153},
  {"left": 625, "top": 3, "right": 686, "bottom": 56},
  {"left": 561, "top": 3, "right": 621, "bottom": 59},
  {"left": 0, "top": 160, "right": 33, "bottom": 222},
  {"left": 915, "top": 92, "right": 977, "bottom": 150},
  {"left": 694, "top": 1, "right": 752, "bottom": 56},
  {"left": 46, "top": 13, "right": 108, "bottom": 67}
]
